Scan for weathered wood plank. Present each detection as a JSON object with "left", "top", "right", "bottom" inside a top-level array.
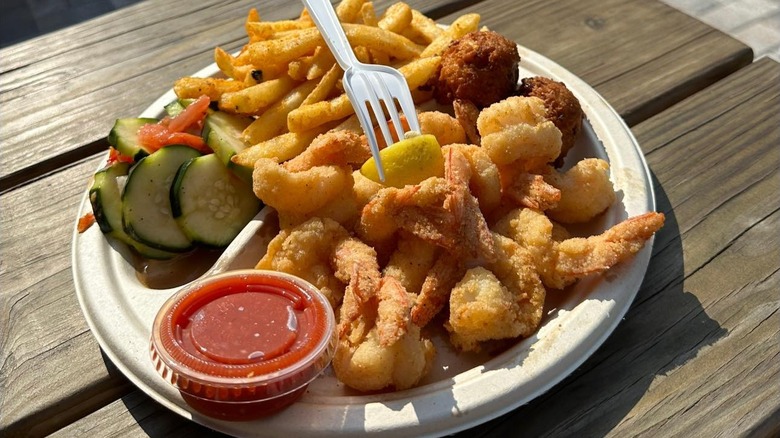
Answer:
[
  {"left": 0, "top": 0, "right": 472, "bottom": 190},
  {"left": 50, "top": 391, "right": 229, "bottom": 438},
  {"left": 440, "top": 0, "right": 752, "bottom": 126},
  {"left": 0, "top": 155, "right": 131, "bottom": 437},
  {"left": 452, "top": 58, "right": 780, "bottom": 437}
]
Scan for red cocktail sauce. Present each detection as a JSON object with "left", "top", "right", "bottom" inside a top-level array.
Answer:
[{"left": 150, "top": 270, "right": 336, "bottom": 421}]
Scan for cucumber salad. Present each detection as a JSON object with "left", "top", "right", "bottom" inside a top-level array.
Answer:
[{"left": 86, "top": 96, "right": 262, "bottom": 260}]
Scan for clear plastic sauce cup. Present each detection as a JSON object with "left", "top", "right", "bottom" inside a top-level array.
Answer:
[{"left": 150, "top": 270, "right": 336, "bottom": 421}]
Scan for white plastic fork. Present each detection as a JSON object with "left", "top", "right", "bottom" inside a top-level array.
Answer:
[{"left": 301, "top": 0, "right": 421, "bottom": 181}]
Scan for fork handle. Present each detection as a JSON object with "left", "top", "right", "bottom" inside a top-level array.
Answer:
[{"left": 301, "top": 0, "right": 360, "bottom": 70}]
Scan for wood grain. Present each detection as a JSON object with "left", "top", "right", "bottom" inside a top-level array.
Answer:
[
  {"left": 0, "top": 155, "right": 131, "bottom": 437},
  {"left": 441, "top": 0, "right": 753, "bottom": 126},
  {"left": 451, "top": 57, "right": 780, "bottom": 438}
]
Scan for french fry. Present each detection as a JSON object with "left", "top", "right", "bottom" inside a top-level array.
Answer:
[
  {"left": 173, "top": 77, "right": 247, "bottom": 101},
  {"left": 299, "top": 8, "right": 313, "bottom": 24},
  {"left": 331, "top": 114, "right": 362, "bottom": 134},
  {"left": 354, "top": 46, "right": 371, "bottom": 63},
  {"left": 288, "top": 47, "right": 336, "bottom": 81},
  {"left": 336, "top": 0, "right": 366, "bottom": 23},
  {"left": 232, "top": 123, "right": 337, "bottom": 165},
  {"left": 218, "top": 75, "right": 298, "bottom": 115},
  {"left": 242, "top": 79, "right": 319, "bottom": 143},
  {"left": 288, "top": 55, "right": 440, "bottom": 132},
  {"left": 245, "top": 8, "right": 261, "bottom": 42},
  {"left": 409, "top": 9, "right": 443, "bottom": 44},
  {"left": 398, "top": 55, "right": 441, "bottom": 89},
  {"left": 214, "top": 47, "right": 255, "bottom": 82},
  {"left": 360, "top": 2, "right": 378, "bottom": 27},
  {"left": 246, "top": 20, "right": 312, "bottom": 41},
  {"left": 302, "top": 63, "right": 342, "bottom": 106},
  {"left": 420, "top": 13, "right": 480, "bottom": 58},
  {"left": 378, "top": 2, "right": 412, "bottom": 33},
  {"left": 287, "top": 53, "right": 316, "bottom": 81},
  {"left": 370, "top": 50, "right": 390, "bottom": 65},
  {"left": 342, "top": 24, "right": 423, "bottom": 59},
  {"left": 236, "top": 28, "right": 323, "bottom": 68},
  {"left": 237, "top": 23, "right": 422, "bottom": 68},
  {"left": 287, "top": 94, "right": 353, "bottom": 133},
  {"left": 305, "top": 48, "right": 336, "bottom": 80}
]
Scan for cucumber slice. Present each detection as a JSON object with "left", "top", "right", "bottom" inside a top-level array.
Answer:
[
  {"left": 89, "top": 162, "right": 175, "bottom": 259},
  {"left": 171, "top": 153, "right": 261, "bottom": 247},
  {"left": 164, "top": 98, "right": 197, "bottom": 117},
  {"left": 122, "top": 145, "right": 202, "bottom": 252},
  {"left": 201, "top": 111, "right": 254, "bottom": 183},
  {"left": 107, "top": 118, "right": 158, "bottom": 161}
]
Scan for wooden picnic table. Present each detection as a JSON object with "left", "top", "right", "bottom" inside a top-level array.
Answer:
[{"left": 1, "top": 0, "right": 777, "bottom": 436}]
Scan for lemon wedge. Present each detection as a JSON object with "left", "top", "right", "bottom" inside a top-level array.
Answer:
[{"left": 360, "top": 134, "right": 444, "bottom": 188}]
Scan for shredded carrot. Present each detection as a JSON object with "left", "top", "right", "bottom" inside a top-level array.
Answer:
[{"left": 77, "top": 212, "right": 96, "bottom": 233}]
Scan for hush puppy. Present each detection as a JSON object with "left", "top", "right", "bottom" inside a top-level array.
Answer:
[{"left": 433, "top": 31, "right": 520, "bottom": 108}]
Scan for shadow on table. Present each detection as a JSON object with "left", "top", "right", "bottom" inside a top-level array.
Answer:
[{"left": 454, "top": 172, "right": 728, "bottom": 436}]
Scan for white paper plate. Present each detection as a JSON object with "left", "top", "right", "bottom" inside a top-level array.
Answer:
[{"left": 72, "top": 43, "right": 656, "bottom": 437}]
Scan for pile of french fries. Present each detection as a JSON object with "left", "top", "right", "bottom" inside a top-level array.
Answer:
[{"left": 172, "top": 0, "right": 480, "bottom": 168}]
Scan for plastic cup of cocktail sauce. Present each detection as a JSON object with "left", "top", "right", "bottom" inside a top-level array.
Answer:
[{"left": 150, "top": 270, "right": 336, "bottom": 421}]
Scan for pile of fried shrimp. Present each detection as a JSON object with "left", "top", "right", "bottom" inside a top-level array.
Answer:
[{"left": 173, "top": 3, "right": 665, "bottom": 393}]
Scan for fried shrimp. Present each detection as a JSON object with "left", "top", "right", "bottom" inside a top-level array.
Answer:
[
  {"left": 518, "top": 76, "right": 583, "bottom": 166},
  {"left": 545, "top": 158, "right": 616, "bottom": 223},
  {"left": 383, "top": 233, "right": 439, "bottom": 295},
  {"left": 418, "top": 111, "right": 467, "bottom": 145},
  {"left": 492, "top": 208, "right": 558, "bottom": 288},
  {"left": 333, "top": 275, "right": 435, "bottom": 392},
  {"left": 357, "top": 148, "right": 495, "bottom": 263},
  {"left": 284, "top": 130, "right": 370, "bottom": 171},
  {"left": 504, "top": 172, "right": 561, "bottom": 211},
  {"left": 411, "top": 253, "right": 465, "bottom": 327},
  {"left": 447, "top": 233, "right": 546, "bottom": 352},
  {"left": 494, "top": 208, "right": 665, "bottom": 289},
  {"left": 552, "top": 211, "right": 665, "bottom": 287},
  {"left": 252, "top": 158, "right": 352, "bottom": 215},
  {"left": 477, "top": 96, "right": 562, "bottom": 169},
  {"left": 453, "top": 99, "right": 481, "bottom": 145},
  {"left": 443, "top": 144, "right": 501, "bottom": 213},
  {"left": 256, "top": 217, "right": 350, "bottom": 305}
]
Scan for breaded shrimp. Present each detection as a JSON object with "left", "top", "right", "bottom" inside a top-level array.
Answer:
[
  {"left": 504, "top": 172, "right": 561, "bottom": 211},
  {"left": 447, "top": 233, "right": 546, "bottom": 352},
  {"left": 518, "top": 76, "right": 583, "bottom": 167},
  {"left": 418, "top": 111, "right": 467, "bottom": 145},
  {"left": 477, "top": 96, "right": 562, "bottom": 168},
  {"left": 358, "top": 148, "right": 496, "bottom": 263},
  {"left": 383, "top": 233, "right": 439, "bottom": 295},
  {"left": 493, "top": 208, "right": 558, "bottom": 288},
  {"left": 494, "top": 208, "right": 665, "bottom": 289},
  {"left": 544, "top": 158, "right": 616, "bottom": 223},
  {"left": 443, "top": 144, "right": 502, "bottom": 213},
  {"left": 333, "top": 276, "right": 435, "bottom": 391},
  {"left": 284, "top": 129, "right": 370, "bottom": 171},
  {"left": 277, "top": 187, "right": 361, "bottom": 230},
  {"left": 411, "top": 253, "right": 466, "bottom": 327},
  {"left": 453, "top": 99, "right": 481, "bottom": 145},
  {"left": 551, "top": 211, "right": 665, "bottom": 287},
  {"left": 253, "top": 158, "right": 353, "bottom": 215},
  {"left": 256, "top": 217, "right": 350, "bottom": 305}
]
